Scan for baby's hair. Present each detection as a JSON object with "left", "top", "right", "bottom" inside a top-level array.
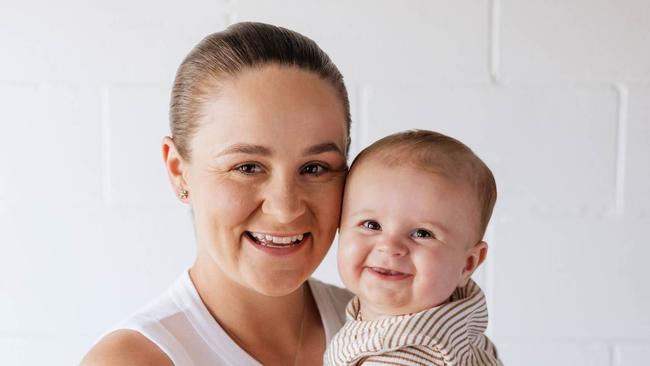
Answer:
[{"left": 349, "top": 130, "right": 497, "bottom": 240}]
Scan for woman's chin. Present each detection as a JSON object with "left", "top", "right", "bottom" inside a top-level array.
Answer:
[
  {"left": 245, "top": 272, "right": 309, "bottom": 297},
  {"left": 239, "top": 233, "right": 326, "bottom": 293}
]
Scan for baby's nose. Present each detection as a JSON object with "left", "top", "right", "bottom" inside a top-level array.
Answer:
[{"left": 376, "top": 237, "right": 409, "bottom": 256}]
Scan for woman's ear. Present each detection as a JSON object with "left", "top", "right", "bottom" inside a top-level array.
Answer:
[
  {"left": 458, "top": 241, "right": 488, "bottom": 287},
  {"left": 162, "top": 136, "right": 189, "bottom": 202}
]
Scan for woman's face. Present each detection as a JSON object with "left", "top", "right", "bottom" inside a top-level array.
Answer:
[{"left": 181, "top": 65, "right": 348, "bottom": 296}]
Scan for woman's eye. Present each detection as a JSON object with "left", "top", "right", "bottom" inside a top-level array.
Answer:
[
  {"left": 412, "top": 229, "right": 434, "bottom": 239},
  {"left": 301, "top": 163, "right": 329, "bottom": 176},
  {"left": 235, "top": 163, "right": 263, "bottom": 175},
  {"left": 361, "top": 220, "right": 381, "bottom": 231}
]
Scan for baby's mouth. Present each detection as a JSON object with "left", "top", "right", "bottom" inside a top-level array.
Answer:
[
  {"left": 246, "top": 231, "right": 309, "bottom": 248},
  {"left": 370, "top": 267, "right": 406, "bottom": 276},
  {"left": 367, "top": 266, "right": 412, "bottom": 279}
]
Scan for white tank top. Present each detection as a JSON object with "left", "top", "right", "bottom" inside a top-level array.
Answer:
[{"left": 109, "top": 271, "right": 352, "bottom": 366}]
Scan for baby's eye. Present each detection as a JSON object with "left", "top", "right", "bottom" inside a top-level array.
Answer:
[
  {"left": 411, "top": 229, "right": 434, "bottom": 239},
  {"left": 235, "top": 163, "right": 263, "bottom": 175},
  {"left": 301, "top": 163, "right": 329, "bottom": 176},
  {"left": 361, "top": 220, "right": 381, "bottom": 231}
]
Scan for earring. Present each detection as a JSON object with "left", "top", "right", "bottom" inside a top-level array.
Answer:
[{"left": 178, "top": 189, "right": 189, "bottom": 200}]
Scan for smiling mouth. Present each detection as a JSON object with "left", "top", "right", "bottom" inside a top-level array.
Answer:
[
  {"left": 368, "top": 267, "right": 412, "bottom": 279},
  {"left": 246, "top": 231, "right": 309, "bottom": 248}
]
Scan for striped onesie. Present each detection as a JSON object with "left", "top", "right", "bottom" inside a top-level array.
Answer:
[{"left": 324, "top": 280, "right": 502, "bottom": 366}]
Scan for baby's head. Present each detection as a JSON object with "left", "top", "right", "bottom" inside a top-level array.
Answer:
[{"left": 338, "top": 130, "right": 497, "bottom": 320}]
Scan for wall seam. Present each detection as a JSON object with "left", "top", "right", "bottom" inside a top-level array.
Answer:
[
  {"left": 613, "top": 84, "right": 629, "bottom": 216},
  {"left": 100, "top": 86, "right": 112, "bottom": 207},
  {"left": 611, "top": 343, "right": 620, "bottom": 366},
  {"left": 489, "top": 0, "right": 501, "bottom": 84}
]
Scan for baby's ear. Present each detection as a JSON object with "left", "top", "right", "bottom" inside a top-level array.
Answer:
[{"left": 458, "top": 241, "right": 488, "bottom": 287}]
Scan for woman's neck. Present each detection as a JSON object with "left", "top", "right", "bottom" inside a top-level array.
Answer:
[{"left": 189, "top": 257, "right": 324, "bottom": 365}]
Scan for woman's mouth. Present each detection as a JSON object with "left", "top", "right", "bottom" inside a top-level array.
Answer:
[{"left": 246, "top": 231, "right": 309, "bottom": 248}]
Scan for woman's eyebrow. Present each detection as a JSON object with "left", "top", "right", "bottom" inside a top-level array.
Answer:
[
  {"left": 214, "top": 142, "right": 342, "bottom": 158},
  {"left": 215, "top": 143, "right": 273, "bottom": 157},
  {"left": 303, "top": 142, "right": 344, "bottom": 156}
]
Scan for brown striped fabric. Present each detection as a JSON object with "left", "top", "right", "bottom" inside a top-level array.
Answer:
[{"left": 323, "top": 280, "right": 502, "bottom": 366}]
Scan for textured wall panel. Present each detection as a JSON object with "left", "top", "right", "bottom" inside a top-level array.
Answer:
[{"left": 500, "top": 0, "right": 650, "bottom": 82}]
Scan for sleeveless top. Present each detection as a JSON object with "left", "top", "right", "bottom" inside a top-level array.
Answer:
[{"left": 108, "top": 271, "right": 352, "bottom": 366}]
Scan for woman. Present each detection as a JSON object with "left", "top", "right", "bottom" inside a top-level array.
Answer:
[{"left": 82, "top": 22, "right": 352, "bottom": 365}]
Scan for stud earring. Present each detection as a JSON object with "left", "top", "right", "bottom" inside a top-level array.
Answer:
[{"left": 178, "top": 189, "right": 189, "bottom": 200}]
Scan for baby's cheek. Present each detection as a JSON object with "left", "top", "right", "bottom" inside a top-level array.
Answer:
[
  {"left": 337, "top": 236, "right": 354, "bottom": 268},
  {"left": 337, "top": 233, "right": 364, "bottom": 283}
]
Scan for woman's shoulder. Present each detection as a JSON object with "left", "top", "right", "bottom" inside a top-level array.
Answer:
[
  {"left": 80, "top": 330, "right": 173, "bottom": 366},
  {"left": 81, "top": 273, "right": 193, "bottom": 366}
]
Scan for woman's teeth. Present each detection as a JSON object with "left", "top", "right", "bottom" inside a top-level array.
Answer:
[{"left": 248, "top": 232, "right": 304, "bottom": 246}]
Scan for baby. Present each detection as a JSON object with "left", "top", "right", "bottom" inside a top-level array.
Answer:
[{"left": 325, "top": 130, "right": 502, "bottom": 366}]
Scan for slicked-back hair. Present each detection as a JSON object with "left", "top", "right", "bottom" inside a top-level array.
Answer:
[{"left": 170, "top": 22, "right": 351, "bottom": 160}]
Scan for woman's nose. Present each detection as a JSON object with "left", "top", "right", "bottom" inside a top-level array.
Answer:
[
  {"left": 261, "top": 175, "right": 306, "bottom": 224},
  {"left": 375, "top": 235, "right": 409, "bottom": 256}
]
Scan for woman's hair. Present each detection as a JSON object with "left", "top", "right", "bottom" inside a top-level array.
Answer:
[
  {"left": 170, "top": 22, "right": 351, "bottom": 161},
  {"left": 349, "top": 130, "right": 497, "bottom": 241}
]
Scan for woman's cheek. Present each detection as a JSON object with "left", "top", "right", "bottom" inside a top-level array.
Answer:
[
  {"left": 310, "top": 180, "right": 345, "bottom": 236},
  {"left": 205, "top": 177, "right": 261, "bottom": 224}
]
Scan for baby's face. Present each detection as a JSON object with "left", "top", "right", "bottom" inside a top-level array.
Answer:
[{"left": 338, "top": 160, "right": 481, "bottom": 319}]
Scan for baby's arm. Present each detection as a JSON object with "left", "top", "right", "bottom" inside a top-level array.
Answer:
[
  {"left": 357, "top": 345, "right": 444, "bottom": 365},
  {"left": 358, "top": 342, "right": 502, "bottom": 366}
]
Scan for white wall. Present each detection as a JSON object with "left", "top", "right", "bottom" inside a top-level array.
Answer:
[{"left": 1, "top": 1, "right": 649, "bottom": 365}]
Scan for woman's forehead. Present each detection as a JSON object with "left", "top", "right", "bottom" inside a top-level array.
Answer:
[
  {"left": 191, "top": 66, "right": 348, "bottom": 157},
  {"left": 184, "top": 69, "right": 347, "bottom": 161}
]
